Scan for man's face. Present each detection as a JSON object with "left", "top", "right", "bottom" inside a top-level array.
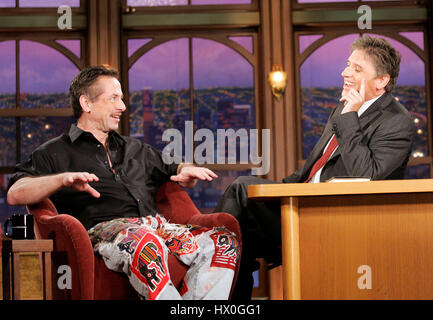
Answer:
[
  {"left": 341, "top": 49, "right": 386, "bottom": 101},
  {"left": 86, "top": 76, "right": 126, "bottom": 132}
]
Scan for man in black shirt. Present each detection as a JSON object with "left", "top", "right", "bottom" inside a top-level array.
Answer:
[{"left": 7, "top": 65, "right": 239, "bottom": 300}]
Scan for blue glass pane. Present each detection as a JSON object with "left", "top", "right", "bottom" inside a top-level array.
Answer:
[
  {"left": 0, "top": 40, "right": 15, "bottom": 108},
  {"left": 405, "top": 164, "right": 430, "bottom": 180},
  {"left": 20, "top": 40, "right": 79, "bottom": 108},
  {"left": 253, "top": 269, "right": 259, "bottom": 287},
  {"left": 20, "top": 117, "right": 75, "bottom": 162},
  {"left": 0, "top": 117, "right": 16, "bottom": 166}
]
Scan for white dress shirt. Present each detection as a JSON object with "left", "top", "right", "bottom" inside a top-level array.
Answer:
[{"left": 309, "top": 94, "right": 383, "bottom": 183}]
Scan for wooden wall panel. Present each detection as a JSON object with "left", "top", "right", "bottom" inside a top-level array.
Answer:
[
  {"left": 259, "top": 0, "right": 298, "bottom": 300},
  {"left": 87, "top": 0, "right": 121, "bottom": 71}
]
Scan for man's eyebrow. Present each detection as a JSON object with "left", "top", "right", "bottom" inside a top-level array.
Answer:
[{"left": 348, "top": 60, "right": 363, "bottom": 70}]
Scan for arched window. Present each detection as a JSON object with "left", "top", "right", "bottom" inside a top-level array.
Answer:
[
  {"left": 127, "top": 35, "right": 257, "bottom": 211},
  {"left": 298, "top": 32, "right": 429, "bottom": 178},
  {"left": 0, "top": 39, "right": 81, "bottom": 226}
]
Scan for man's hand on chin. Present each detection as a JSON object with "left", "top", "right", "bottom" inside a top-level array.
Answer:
[{"left": 340, "top": 79, "right": 366, "bottom": 114}]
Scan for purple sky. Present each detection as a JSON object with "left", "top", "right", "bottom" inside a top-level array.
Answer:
[
  {"left": 229, "top": 36, "right": 253, "bottom": 54},
  {"left": 0, "top": 0, "right": 80, "bottom": 7},
  {"left": 127, "top": 0, "right": 250, "bottom": 5},
  {"left": 56, "top": 40, "right": 81, "bottom": 58},
  {"left": 301, "top": 33, "right": 425, "bottom": 87},
  {"left": 128, "top": 39, "right": 153, "bottom": 58},
  {"left": 0, "top": 31, "right": 425, "bottom": 94},
  {"left": 0, "top": 41, "right": 15, "bottom": 94},
  {"left": 129, "top": 37, "right": 253, "bottom": 91},
  {"left": 192, "top": 38, "right": 253, "bottom": 89},
  {"left": 129, "top": 38, "right": 190, "bottom": 91},
  {"left": 19, "top": 40, "right": 79, "bottom": 93}
]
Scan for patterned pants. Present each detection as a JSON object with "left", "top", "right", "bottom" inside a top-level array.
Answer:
[{"left": 88, "top": 215, "right": 240, "bottom": 300}]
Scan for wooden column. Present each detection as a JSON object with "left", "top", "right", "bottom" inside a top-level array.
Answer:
[
  {"left": 259, "top": 0, "right": 297, "bottom": 182},
  {"left": 87, "top": 0, "right": 121, "bottom": 71},
  {"left": 86, "top": 0, "right": 123, "bottom": 134},
  {"left": 259, "top": 0, "right": 297, "bottom": 300},
  {"left": 281, "top": 196, "right": 301, "bottom": 300}
]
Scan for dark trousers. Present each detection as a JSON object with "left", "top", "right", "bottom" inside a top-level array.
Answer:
[{"left": 214, "top": 176, "right": 282, "bottom": 300}]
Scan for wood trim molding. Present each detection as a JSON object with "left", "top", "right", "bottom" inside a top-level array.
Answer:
[
  {"left": 0, "top": 15, "right": 87, "bottom": 30},
  {"left": 87, "top": 0, "right": 121, "bottom": 70},
  {"left": 0, "top": 108, "right": 73, "bottom": 117},
  {"left": 292, "top": 8, "right": 427, "bottom": 26},
  {"left": 122, "top": 12, "right": 260, "bottom": 29}
]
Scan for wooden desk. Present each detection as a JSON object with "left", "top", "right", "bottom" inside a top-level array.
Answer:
[
  {"left": 248, "top": 179, "right": 433, "bottom": 300},
  {"left": 2, "top": 239, "right": 53, "bottom": 300}
]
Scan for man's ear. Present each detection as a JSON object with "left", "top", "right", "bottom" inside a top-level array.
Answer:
[
  {"left": 376, "top": 74, "right": 390, "bottom": 91},
  {"left": 79, "top": 95, "right": 92, "bottom": 113}
]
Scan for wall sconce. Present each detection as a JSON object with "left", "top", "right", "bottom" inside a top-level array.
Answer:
[
  {"left": 268, "top": 64, "right": 287, "bottom": 101},
  {"left": 124, "top": 6, "right": 136, "bottom": 13}
]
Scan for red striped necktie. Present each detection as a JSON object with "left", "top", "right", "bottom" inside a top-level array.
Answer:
[{"left": 305, "top": 135, "right": 338, "bottom": 183}]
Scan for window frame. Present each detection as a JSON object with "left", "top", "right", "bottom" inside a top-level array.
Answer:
[
  {"left": 121, "top": 29, "right": 261, "bottom": 172},
  {"left": 122, "top": 0, "right": 259, "bottom": 12},
  {"left": 0, "top": 34, "right": 86, "bottom": 174},
  {"left": 292, "top": 1, "right": 432, "bottom": 177}
]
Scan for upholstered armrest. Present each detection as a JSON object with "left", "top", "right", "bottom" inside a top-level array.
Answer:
[
  {"left": 156, "top": 182, "right": 202, "bottom": 225},
  {"left": 27, "top": 200, "right": 95, "bottom": 300},
  {"left": 156, "top": 182, "right": 241, "bottom": 235},
  {"left": 187, "top": 212, "right": 241, "bottom": 235}
]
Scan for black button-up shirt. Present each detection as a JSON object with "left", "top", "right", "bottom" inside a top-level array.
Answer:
[{"left": 8, "top": 124, "right": 179, "bottom": 230}]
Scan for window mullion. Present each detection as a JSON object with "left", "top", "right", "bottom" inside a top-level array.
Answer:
[
  {"left": 16, "top": 39, "right": 20, "bottom": 163},
  {"left": 188, "top": 36, "right": 195, "bottom": 164}
]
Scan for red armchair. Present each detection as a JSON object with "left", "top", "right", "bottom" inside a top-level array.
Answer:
[{"left": 26, "top": 182, "right": 241, "bottom": 300}]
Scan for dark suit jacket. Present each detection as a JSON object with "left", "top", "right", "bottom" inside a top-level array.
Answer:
[{"left": 283, "top": 92, "right": 414, "bottom": 183}]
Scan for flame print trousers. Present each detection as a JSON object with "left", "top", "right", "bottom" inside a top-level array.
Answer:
[{"left": 88, "top": 215, "right": 240, "bottom": 300}]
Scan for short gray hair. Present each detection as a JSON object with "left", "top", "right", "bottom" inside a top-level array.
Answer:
[{"left": 351, "top": 35, "right": 401, "bottom": 92}]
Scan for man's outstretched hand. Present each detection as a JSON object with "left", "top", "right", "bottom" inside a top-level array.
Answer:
[
  {"left": 62, "top": 172, "right": 101, "bottom": 198},
  {"left": 170, "top": 166, "right": 218, "bottom": 188}
]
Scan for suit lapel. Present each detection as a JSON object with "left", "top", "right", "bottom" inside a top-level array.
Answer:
[
  {"left": 302, "top": 103, "right": 343, "bottom": 175},
  {"left": 327, "top": 92, "right": 393, "bottom": 162}
]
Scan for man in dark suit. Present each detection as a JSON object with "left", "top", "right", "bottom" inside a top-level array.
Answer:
[{"left": 214, "top": 35, "right": 414, "bottom": 299}]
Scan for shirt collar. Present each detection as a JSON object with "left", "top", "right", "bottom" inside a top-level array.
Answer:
[
  {"left": 358, "top": 93, "right": 383, "bottom": 117},
  {"left": 68, "top": 123, "right": 125, "bottom": 144}
]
